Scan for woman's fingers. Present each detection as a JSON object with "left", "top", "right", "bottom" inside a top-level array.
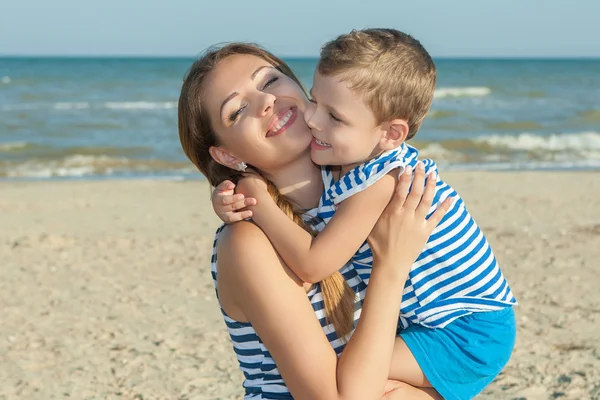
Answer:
[
  {"left": 416, "top": 171, "right": 437, "bottom": 219},
  {"left": 426, "top": 196, "right": 454, "bottom": 229},
  {"left": 403, "top": 162, "right": 426, "bottom": 211},
  {"left": 393, "top": 166, "right": 413, "bottom": 208}
]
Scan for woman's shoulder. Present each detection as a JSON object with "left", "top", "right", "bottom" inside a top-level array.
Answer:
[
  {"left": 216, "top": 220, "right": 305, "bottom": 320},
  {"left": 217, "top": 221, "right": 299, "bottom": 282},
  {"left": 217, "top": 220, "right": 272, "bottom": 254}
]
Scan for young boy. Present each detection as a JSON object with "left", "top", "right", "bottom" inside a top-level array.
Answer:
[{"left": 214, "top": 29, "right": 516, "bottom": 400}]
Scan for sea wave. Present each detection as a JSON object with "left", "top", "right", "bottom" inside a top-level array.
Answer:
[
  {"left": 434, "top": 87, "right": 491, "bottom": 99},
  {"left": 103, "top": 101, "right": 177, "bottom": 110},
  {"left": 474, "top": 131, "right": 600, "bottom": 152},
  {"left": 445, "top": 159, "right": 600, "bottom": 171},
  {"left": 0, "top": 141, "right": 29, "bottom": 151},
  {"left": 414, "top": 131, "right": 600, "bottom": 170},
  {"left": 1, "top": 101, "right": 178, "bottom": 112},
  {"left": 53, "top": 102, "right": 91, "bottom": 110},
  {"left": 0, "top": 155, "right": 194, "bottom": 178}
]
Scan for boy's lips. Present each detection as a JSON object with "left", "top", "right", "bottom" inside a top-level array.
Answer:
[
  {"left": 266, "top": 107, "right": 297, "bottom": 137},
  {"left": 311, "top": 137, "right": 331, "bottom": 150}
]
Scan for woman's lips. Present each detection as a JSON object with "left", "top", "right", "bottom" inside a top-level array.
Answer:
[{"left": 266, "top": 107, "right": 297, "bottom": 137}]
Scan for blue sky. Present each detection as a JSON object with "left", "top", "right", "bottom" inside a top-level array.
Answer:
[{"left": 1, "top": 0, "right": 598, "bottom": 57}]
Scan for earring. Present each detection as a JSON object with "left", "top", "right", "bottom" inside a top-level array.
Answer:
[{"left": 236, "top": 162, "right": 247, "bottom": 172}]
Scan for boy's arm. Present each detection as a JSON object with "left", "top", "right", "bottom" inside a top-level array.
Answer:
[{"left": 252, "top": 171, "right": 400, "bottom": 283}]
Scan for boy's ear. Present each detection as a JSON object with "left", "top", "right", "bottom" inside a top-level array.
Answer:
[
  {"left": 379, "top": 119, "right": 409, "bottom": 150},
  {"left": 209, "top": 146, "right": 242, "bottom": 170}
]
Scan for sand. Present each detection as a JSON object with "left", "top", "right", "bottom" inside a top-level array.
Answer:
[{"left": 1, "top": 172, "right": 599, "bottom": 399}]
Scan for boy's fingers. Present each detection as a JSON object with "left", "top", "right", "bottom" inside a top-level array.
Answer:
[
  {"left": 219, "top": 194, "right": 244, "bottom": 206},
  {"left": 222, "top": 210, "right": 253, "bottom": 223},
  {"left": 216, "top": 180, "right": 235, "bottom": 192},
  {"left": 228, "top": 199, "right": 252, "bottom": 211}
]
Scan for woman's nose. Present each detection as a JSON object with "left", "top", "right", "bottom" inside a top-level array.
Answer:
[{"left": 257, "top": 92, "right": 276, "bottom": 116}]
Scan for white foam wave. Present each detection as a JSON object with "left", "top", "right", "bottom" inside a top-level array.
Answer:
[
  {"left": 53, "top": 102, "right": 90, "bottom": 110},
  {"left": 475, "top": 131, "right": 600, "bottom": 152},
  {"left": 0, "top": 142, "right": 28, "bottom": 151},
  {"left": 1, "top": 104, "right": 41, "bottom": 111},
  {"left": 1, "top": 76, "right": 11, "bottom": 84},
  {"left": 3, "top": 155, "right": 128, "bottom": 178},
  {"left": 1, "top": 101, "right": 178, "bottom": 112},
  {"left": 1, "top": 155, "right": 196, "bottom": 179},
  {"left": 434, "top": 87, "right": 491, "bottom": 99},
  {"left": 103, "top": 101, "right": 177, "bottom": 110},
  {"left": 446, "top": 159, "right": 600, "bottom": 171},
  {"left": 419, "top": 143, "right": 467, "bottom": 163}
]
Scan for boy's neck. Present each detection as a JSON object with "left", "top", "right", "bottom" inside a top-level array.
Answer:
[{"left": 261, "top": 152, "right": 323, "bottom": 211}]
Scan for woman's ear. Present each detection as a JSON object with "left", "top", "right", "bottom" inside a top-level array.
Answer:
[
  {"left": 379, "top": 119, "right": 409, "bottom": 150},
  {"left": 209, "top": 146, "right": 242, "bottom": 170}
]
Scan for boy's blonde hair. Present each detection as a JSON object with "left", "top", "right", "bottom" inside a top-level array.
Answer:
[{"left": 318, "top": 28, "right": 436, "bottom": 139}]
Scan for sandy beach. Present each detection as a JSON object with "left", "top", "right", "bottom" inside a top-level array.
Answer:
[{"left": 1, "top": 172, "right": 599, "bottom": 400}]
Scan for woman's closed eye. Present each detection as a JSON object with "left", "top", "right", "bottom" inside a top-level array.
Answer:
[
  {"left": 228, "top": 77, "right": 279, "bottom": 123},
  {"left": 229, "top": 105, "right": 247, "bottom": 122},
  {"left": 329, "top": 112, "right": 342, "bottom": 122},
  {"left": 262, "top": 76, "right": 278, "bottom": 90}
]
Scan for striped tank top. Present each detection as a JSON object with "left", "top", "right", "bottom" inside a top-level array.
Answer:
[
  {"left": 210, "top": 210, "right": 367, "bottom": 399},
  {"left": 317, "top": 143, "right": 517, "bottom": 330}
]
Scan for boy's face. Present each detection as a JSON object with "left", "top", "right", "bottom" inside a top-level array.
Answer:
[{"left": 305, "top": 70, "right": 385, "bottom": 168}]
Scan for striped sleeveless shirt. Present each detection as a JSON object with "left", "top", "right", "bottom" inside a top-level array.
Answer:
[
  {"left": 317, "top": 143, "right": 517, "bottom": 330},
  {"left": 210, "top": 209, "right": 367, "bottom": 399}
]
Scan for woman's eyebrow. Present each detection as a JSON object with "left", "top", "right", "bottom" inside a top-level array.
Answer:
[{"left": 219, "top": 65, "right": 273, "bottom": 120}]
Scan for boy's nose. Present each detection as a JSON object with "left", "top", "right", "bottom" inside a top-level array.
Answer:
[{"left": 304, "top": 106, "right": 321, "bottom": 131}]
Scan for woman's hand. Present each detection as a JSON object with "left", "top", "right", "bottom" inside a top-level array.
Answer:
[
  {"left": 368, "top": 162, "right": 453, "bottom": 269},
  {"left": 211, "top": 180, "right": 256, "bottom": 223}
]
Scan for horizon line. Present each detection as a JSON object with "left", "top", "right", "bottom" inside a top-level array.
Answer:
[{"left": 1, "top": 54, "right": 600, "bottom": 60}]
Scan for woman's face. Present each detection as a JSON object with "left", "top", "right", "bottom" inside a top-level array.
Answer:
[{"left": 203, "top": 54, "right": 312, "bottom": 172}]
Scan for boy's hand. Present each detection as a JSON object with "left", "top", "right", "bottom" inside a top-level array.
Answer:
[
  {"left": 211, "top": 180, "right": 256, "bottom": 223},
  {"left": 235, "top": 170, "right": 276, "bottom": 221},
  {"left": 236, "top": 171, "right": 272, "bottom": 204}
]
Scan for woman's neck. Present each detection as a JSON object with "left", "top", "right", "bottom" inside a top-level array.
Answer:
[{"left": 262, "top": 152, "right": 323, "bottom": 211}]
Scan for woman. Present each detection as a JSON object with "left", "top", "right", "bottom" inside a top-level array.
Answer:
[{"left": 178, "top": 43, "right": 449, "bottom": 399}]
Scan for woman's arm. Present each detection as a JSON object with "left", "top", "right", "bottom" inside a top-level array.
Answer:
[
  {"left": 218, "top": 221, "right": 402, "bottom": 400},
  {"left": 217, "top": 167, "right": 450, "bottom": 400}
]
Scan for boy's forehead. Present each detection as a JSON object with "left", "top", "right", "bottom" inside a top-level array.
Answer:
[
  {"left": 311, "top": 70, "right": 377, "bottom": 122},
  {"left": 312, "top": 71, "right": 347, "bottom": 96}
]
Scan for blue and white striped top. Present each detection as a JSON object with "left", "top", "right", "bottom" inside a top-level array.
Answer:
[
  {"left": 211, "top": 211, "right": 367, "bottom": 399},
  {"left": 317, "top": 143, "right": 517, "bottom": 329}
]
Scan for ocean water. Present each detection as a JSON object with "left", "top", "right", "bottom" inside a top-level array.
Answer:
[{"left": 1, "top": 57, "right": 599, "bottom": 180}]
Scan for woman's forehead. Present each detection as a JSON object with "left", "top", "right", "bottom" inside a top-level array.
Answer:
[{"left": 204, "top": 55, "right": 273, "bottom": 108}]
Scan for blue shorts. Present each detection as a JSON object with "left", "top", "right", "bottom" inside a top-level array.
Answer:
[{"left": 400, "top": 307, "right": 516, "bottom": 400}]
